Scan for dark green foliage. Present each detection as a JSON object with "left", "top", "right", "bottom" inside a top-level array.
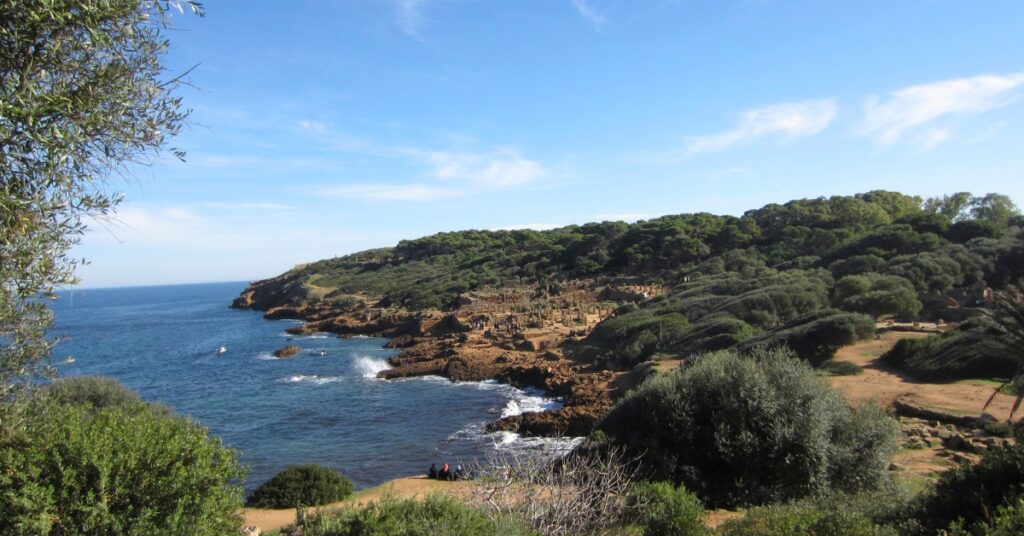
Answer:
[
  {"left": 738, "top": 309, "right": 875, "bottom": 364},
  {"left": 628, "top": 482, "right": 708, "bottom": 536},
  {"left": 896, "top": 212, "right": 951, "bottom": 235},
  {"left": 718, "top": 503, "right": 895, "bottom": 536},
  {"left": 984, "top": 499, "right": 1024, "bottom": 536},
  {"left": 818, "top": 359, "right": 864, "bottom": 376},
  {"left": 301, "top": 493, "right": 535, "bottom": 536},
  {"left": 242, "top": 191, "right": 1023, "bottom": 378},
  {"left": 948, "top": 220, "right": 1000, "bottom": 243},
  {"left": 0, "top": 403, "right": 244, "bottom": 535},
  {"left": 599, "top": 347, "right": 899, "bottom": 508},
  {"left": 985, "top": 421, "right": 1015, "bottom": 439},
  {"left": 834, "top": 273, "right": 922, "bottom": 319},
  {"left": 247, "top": 464, "right": 354, "bottom": 508},
  {"left": 830, "top": 254, "right": 887, "bottom": 277},
  {"left": 915, "top": 443, "right": 1024, "bottom": 533},
  {"left": 881, "top": 320, "right": 1018, "bottom": 381}
]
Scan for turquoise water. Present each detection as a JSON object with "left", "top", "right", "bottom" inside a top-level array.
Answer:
[{"left": 50, "top": 282, "right": 567, "bottom": 491}]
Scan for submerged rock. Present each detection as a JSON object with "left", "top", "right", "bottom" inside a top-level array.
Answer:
[{"left": 273, "top": 345, "right": 301, "bottom": 359}]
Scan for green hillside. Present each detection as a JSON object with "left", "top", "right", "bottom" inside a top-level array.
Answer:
[{"left": 241, "top": 190, "right": 1023, "bottom": 374}]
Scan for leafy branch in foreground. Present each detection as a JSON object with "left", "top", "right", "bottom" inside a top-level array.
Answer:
[{"left": 0, "top": 0, "right": 201, "bottom": 430}]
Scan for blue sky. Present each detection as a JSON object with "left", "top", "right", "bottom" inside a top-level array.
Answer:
[{"left": 75, "top": 0, "right": 1024, "bottom": 287}]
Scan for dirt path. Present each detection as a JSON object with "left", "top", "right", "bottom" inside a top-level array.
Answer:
[
  {"left": 828, "top": 331, "right": 1019, "bottom": 421},
  {"left": 240, "top": 476, "right": 472, "bottom": 533}
]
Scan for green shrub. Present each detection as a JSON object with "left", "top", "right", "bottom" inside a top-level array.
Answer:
[
  {"left": 718, "top": 503, "right": 895, "bottom": 536},
  {"left": 39, "top": 375, "right": 142, "bottom": 409},
  {"left": 986, "top": 499, "right": 1024, "bottom": 535},
  {"left": 915, "top": 442, "right": 1024, "bottom": 532},
  {"left": 628, "top": 482, "right": 708, "bottom": 536},
  {"left": 739, "top": 309, "right": 875, "bottom": 364},
  {"left": 881, "top": 322, "right": 1017, "bottom": 381},
  {"left": 985, "top": 421, "right": 1015, "bottom": 439},
  {"left": 247, "top": 464, "right": 354, "bottom": 508},
  {"left": 0, "top": 403, "right": 245, "bottom": 535},
  {"left": 818, "top": 360, "right": 864, "bottom": 376},
  {"left": 599, "top": 347, "right": 899, "bottom": 508},
  {"left": 302, "top": 493, "right": 535, "bottom": 535}
]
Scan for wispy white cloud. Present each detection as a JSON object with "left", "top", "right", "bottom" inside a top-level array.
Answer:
[
  {"left": 628, "top": 99, "right": 836, "bottom": 164},
  {"left": 687, "top": 99, "right": 837, "bottom": 155},
  {"left": 412, "top": 148, "right": 548, "bottom": 189},
  {"left": 396, "top": 0, "right": 429, "bottom": 38},
  {"left": 860, "top": 73, "right": 1024, "bottom": 147},
  {"left": 298, "top": 120, "right": 329, "bottom": 134},
  {"left": 569, "top": 0, "right": 607, "bottom": 33},
  {"left": 596, "top": 212, "right": 655, "bottom": 222},
  {"left": 321, "top": 184, "right": 460, "bottom": 202},
  {"left": 203, "top": 202, "right": 295, "bottom": 211},
  {"left": 319, "top": 147, "right": 550, "bottom": 202}
]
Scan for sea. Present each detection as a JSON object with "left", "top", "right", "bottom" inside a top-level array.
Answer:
[{"left": 50, "top": 281, "right": 577, "bottom": 492}]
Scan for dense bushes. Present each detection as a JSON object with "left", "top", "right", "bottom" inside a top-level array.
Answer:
[
  {"left": 300, "top": 494, "right": 534, "bottom": 536},
  {"left": 914, "top": 442, "right": 1024, "bottom": 533},
  {"left": 248, "top": 191, "right": 1020, "bottom": 315},
  {"left": 881, "top": 320, "right": 1018, "bottom": 380},
  {"left": 833, "top": 273, "right": 922, "bottom": 319},
  {"left": 247, "top": 464, "right": 354, "bottom": 508},
  {"left": 599, "top": 347, "right": 898, "bottom": 508},
  {"left": 628, "top": 482, "right": 708, "bottom": 536},
  {"left": 738, "top": 309, "right": 875, "bottom": 364},
  {"left": 817, "top": 359, "right": 864, "bottom": 376},
  {"left": 38, "top": 375, "right": 143, "bottom": 409},
  {"left": 0, "top": 402, "right": 245, "bottom": 535}
]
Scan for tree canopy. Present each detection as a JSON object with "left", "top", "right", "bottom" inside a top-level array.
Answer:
[{"left": 1, "top": 0, "right": 201, "bottom": 426}]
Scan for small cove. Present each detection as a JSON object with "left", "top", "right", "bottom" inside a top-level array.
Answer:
[{"left": 51, "top": 281, "right": 575, "bottom": 491}]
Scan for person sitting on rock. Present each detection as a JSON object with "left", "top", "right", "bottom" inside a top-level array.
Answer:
[
  {"left": 440, "top": 463, "right": 450, "bottom": 480},
  {"left": 428, "top": 463, "right": 437, "bottom": 479}
]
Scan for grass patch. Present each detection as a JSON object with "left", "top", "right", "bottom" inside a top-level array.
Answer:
[{"left": 817, "top": 360, "right": 864, "bottom": 376}]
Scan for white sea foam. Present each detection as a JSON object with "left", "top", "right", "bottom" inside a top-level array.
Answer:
[
  {"left": 279, "top": 374, "right": 343, "bottom": 385},
  {"left": 494, "top": 435, "right": 584, "bottom": 454},
  {"left": 354, "top": 356, "right": 391, "bottom": 379},
  {"left": 500, "top": 389, "right": 562, "bottom": 418},
  {"left": 493, "top": 431, "right": 518, "bottom": 446},
  {"left": 256, "top": 352, "right": 277, "bottom": 361}
]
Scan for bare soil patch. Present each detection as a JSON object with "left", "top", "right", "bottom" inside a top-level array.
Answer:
[{"left": 829, "top": 330, "right": 1018, "bottom": 421}]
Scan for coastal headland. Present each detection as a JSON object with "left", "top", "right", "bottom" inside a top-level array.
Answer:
[{"left": 233, "top": 277, "right": 662, "bottom": 437}]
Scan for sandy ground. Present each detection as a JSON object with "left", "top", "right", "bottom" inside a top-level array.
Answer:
[
  {"left": 240, "top": 476, "right": 472, "bottom": 533},
  {"left": 828, "top": 330, "right": 1019, "bottom": 421}
]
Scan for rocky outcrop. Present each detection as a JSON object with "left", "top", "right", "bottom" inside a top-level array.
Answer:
[
  {"left": 899, "top": 416, "right": 1016, "bottom": 457},
  {"left": 485, "top": 406, "right": 601, "bottom": 437},
  {"left": 273, "top": 345, "right": 301, "bottom": 359},
  {"left": 233, "top": 278, "right": 638, "bottom": 440}
]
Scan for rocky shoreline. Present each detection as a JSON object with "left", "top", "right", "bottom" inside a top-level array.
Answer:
[{"left": 232, "top": 280, "right": 655, "bottom": 438}]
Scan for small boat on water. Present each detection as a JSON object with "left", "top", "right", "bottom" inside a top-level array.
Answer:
[
  {"left": 217, "top": 346, "right": 227, "bottom": 355},
  {"left": 62, "top": 356, "right": 76, "bottom": 364}
]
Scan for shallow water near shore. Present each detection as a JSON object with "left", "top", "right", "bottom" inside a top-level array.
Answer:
[{"left": 51, "top": 281, "right": 576, "bottom": 491}]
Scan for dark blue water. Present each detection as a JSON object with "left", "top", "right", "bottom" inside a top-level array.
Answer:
[{"left": 50, "top": 282, "right": 569, "bottom": 491}]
